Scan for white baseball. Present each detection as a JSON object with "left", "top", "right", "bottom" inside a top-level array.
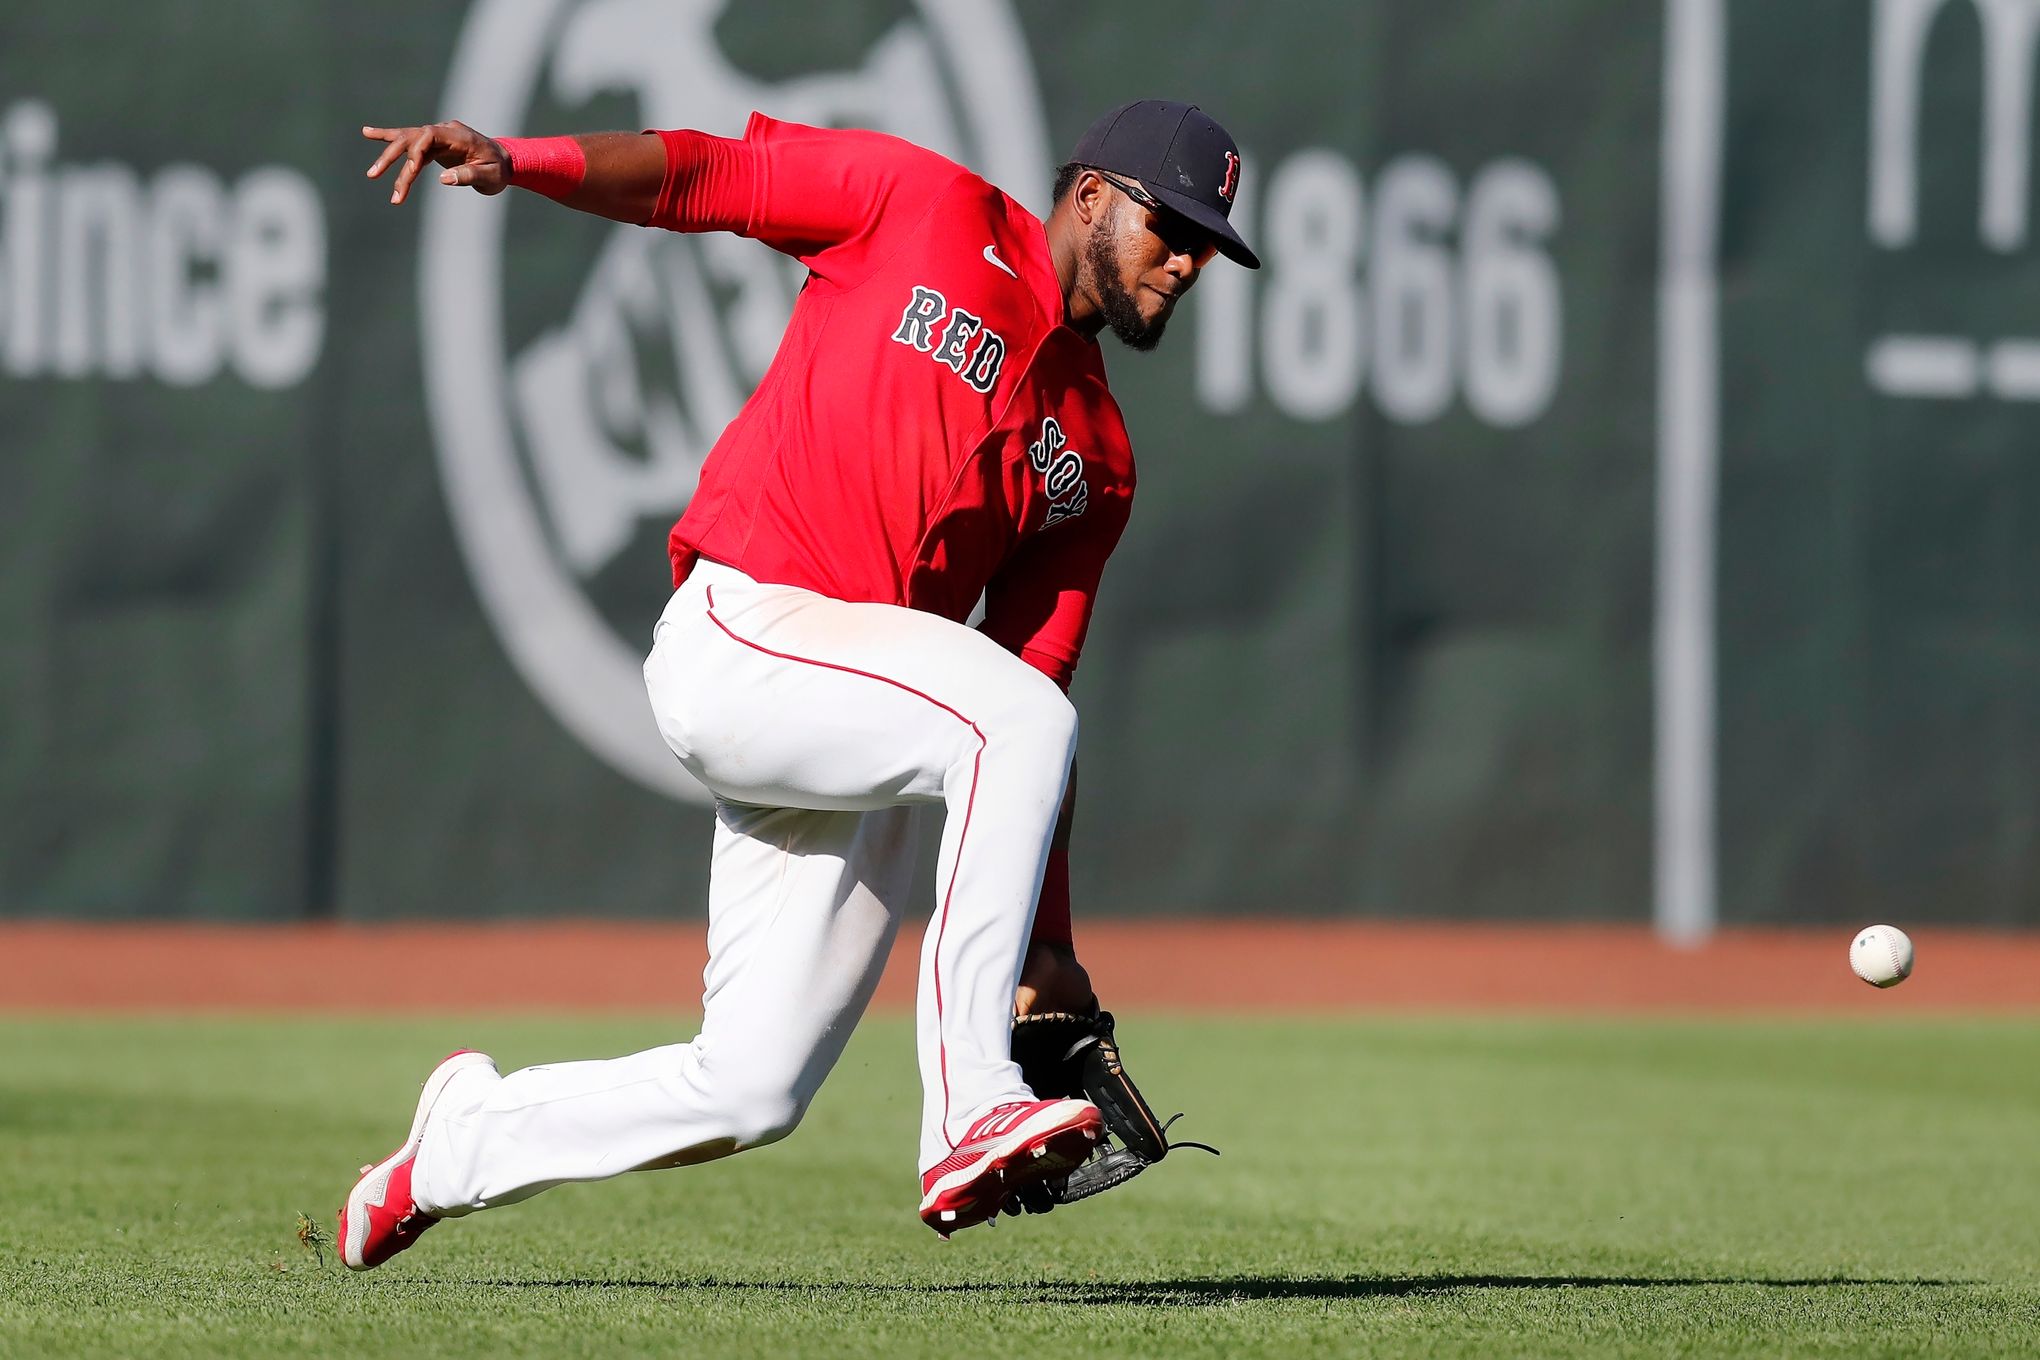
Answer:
[{"left": 1849, "top": 924, "right": 1914, "bottom": 988}]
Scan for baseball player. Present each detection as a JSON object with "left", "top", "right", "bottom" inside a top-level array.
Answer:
[{"left": 339, "top": 99, "right": 1258, "bottom": 1269}]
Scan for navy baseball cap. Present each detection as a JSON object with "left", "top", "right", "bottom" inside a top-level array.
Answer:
[{"left": 1069, "top": 99, "right": 1259, "bottom": 269}]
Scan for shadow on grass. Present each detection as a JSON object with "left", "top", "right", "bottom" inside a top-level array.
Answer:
[{"left": 443, "top": 1275, "right": 1969, "bottom": 1304}]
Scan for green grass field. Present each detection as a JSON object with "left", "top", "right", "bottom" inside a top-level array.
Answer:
[{"left": 2, "top": 1013, "right": 2036, "bottom": 1358}]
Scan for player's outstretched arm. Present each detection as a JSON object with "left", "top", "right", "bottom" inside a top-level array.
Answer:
[{"left": 361, "top": 122, "right": 666, "bottom": 224}]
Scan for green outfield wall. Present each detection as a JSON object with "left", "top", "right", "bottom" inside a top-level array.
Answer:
[{"left": 3, "top": 0, "right": 2037, "bottom": 927}]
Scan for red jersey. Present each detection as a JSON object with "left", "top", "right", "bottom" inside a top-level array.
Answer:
[{"left": 645, "top": 114, "right": 1134, "bottom": 689}]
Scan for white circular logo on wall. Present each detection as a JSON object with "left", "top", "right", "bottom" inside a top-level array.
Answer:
[{"left": 422, "top": 0, "right": 1049, "bottom": 801}]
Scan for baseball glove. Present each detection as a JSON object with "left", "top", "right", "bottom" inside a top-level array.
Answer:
[{"left": 1003, "top": 1009, "right": 1217, "bottom": 1215}]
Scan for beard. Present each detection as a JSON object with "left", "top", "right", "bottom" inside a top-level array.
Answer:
[{"left": 1084, "top": 227, "right": 1171, "bottom": 352}]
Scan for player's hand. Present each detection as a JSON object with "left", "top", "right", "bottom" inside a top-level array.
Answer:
[
  {"left": 1014, "top": 941, "right": 1095, "bottom": 1017},
  {"left": 361, "top": 121, "right": 508, "bottom": 205}
]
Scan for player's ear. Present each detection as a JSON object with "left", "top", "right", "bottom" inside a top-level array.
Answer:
[{"left": 1071, "top": 169, "right": 1109, "bottom": 227}]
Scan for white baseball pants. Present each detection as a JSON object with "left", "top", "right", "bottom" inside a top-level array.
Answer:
[{"left": 411, "top": 559, "right": 1076, "bottom": 1215}]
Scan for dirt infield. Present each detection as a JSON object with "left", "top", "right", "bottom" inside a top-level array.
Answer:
[{"left": 2, "top": 920, "right": 2036, "bottom": 1013}]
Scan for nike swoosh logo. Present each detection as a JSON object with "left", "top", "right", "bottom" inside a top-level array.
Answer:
[{"left": 983, "top": 243, "right": 1017, "bottom": 278}]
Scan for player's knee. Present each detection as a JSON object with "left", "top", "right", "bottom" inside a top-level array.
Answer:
[
  {"left": 727, "top": 1088, "right": 806, "bottom": 1149},
  {"left": 995, "top": 678, "right": 1078, "bottom": 769},
  {"left": 691, "top": 1046, "right": 811, "bottom": 1148},
  {"left": 1016, "top": 691, "right": 1079, "bottom": 793}
]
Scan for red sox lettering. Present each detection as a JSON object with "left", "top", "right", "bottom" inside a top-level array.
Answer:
[
  {"left": 1028, "top": 416, "right": 1089, "bottom": 528},
  {"left": 890, "top": 284, "right": 1007, "bottom": 393}
]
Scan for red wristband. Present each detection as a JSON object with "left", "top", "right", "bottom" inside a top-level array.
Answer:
[
  {"left": 1030, "top": 846, "right": 1073, "bottom": 947},
  {"left": 498, "top": 136, "right": 586, "bottom": 199}
]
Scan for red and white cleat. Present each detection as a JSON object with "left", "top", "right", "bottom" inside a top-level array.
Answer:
[
  {"left": 337, "top": 1049, "right": 496, "bottom": 1271},
  {"left": 918, "top": 1098, "right": 1104, "bottom": 1238}
]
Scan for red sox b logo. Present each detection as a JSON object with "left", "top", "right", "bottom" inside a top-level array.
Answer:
[{"left": 1218, "top": 150, "right": 1240, "bottom": 205}]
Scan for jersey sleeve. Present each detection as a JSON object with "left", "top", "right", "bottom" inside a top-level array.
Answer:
[
  {"left": 978, "top": 495, "right": 1131, "bottom": 691},
  {"left": 645, "top": 112, "right": 966, "bottom": 286}
]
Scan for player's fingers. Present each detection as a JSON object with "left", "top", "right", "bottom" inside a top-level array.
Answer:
[
  {"left": 363, "top": 126, "right": 424, "bottom": 180},
  {"left": 442, "top": 161, "right": 502, "bottom": 190},
  {"left": 388, "top": 134, "right": 433, "bottom": 204}
]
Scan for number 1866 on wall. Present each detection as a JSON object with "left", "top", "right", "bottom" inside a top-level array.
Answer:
[{"left": 1198, "top": 150, "right": 1563, "bottom": 430}]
